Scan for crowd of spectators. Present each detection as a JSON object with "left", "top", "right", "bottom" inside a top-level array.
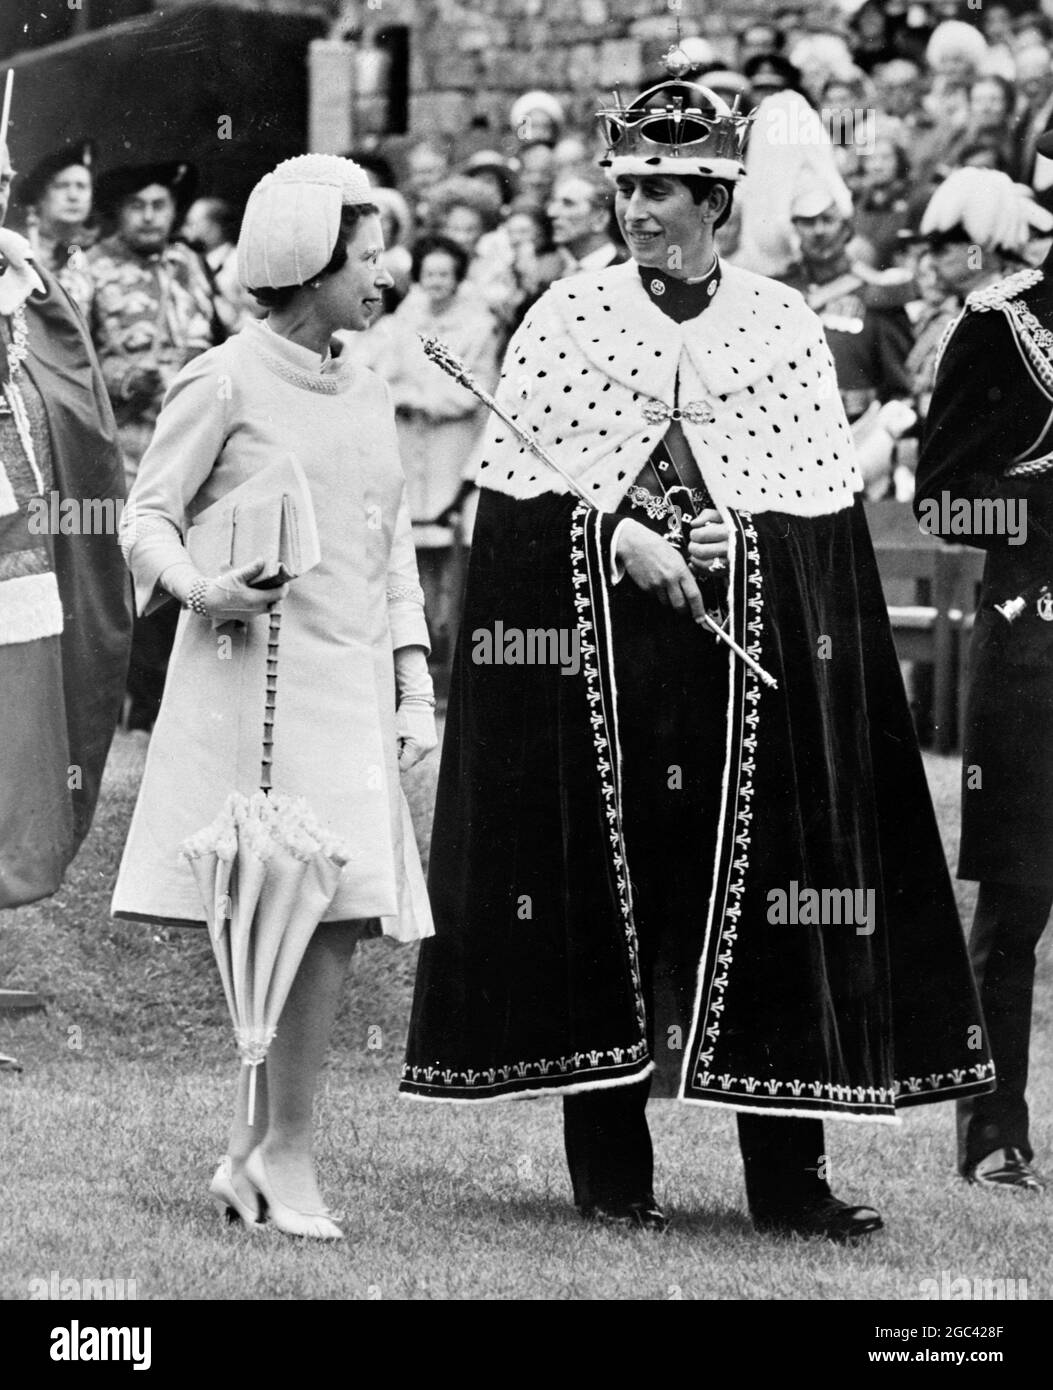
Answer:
[{"left": 11, "top": 3, "right": 1053, "bottom": 694}]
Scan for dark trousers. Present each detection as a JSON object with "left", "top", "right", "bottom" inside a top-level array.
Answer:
[
  {"left": 957, "top": 880, "right": 1052, "bottom": 1172},
  {"left": 125, "top": 603, "right": 179, "bottom": 732},
  {"left": 563, "top": 1080, "right": 829, "bottom": 1215},
  {"left": 562, "top": 576, "right": 831, "bottom": 1218}
]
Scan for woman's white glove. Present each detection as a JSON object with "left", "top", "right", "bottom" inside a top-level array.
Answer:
[
  {"left": 204, "top": 557, "right": 288, "bottom": 624},
  {"left": 875, "top": 399, "right": 917, "bottom": 442},
  {"left": 396, "top": 701, "right": 437, "bottom": 772}
]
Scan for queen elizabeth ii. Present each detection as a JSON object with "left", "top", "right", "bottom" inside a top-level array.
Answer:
[{"left": 111, "top": 155, "right": 436, "bottom": 1240}]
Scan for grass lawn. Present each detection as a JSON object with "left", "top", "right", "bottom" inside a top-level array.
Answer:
[{"left": 1, "top": 730, "right": 1050, "bottom": 1301}]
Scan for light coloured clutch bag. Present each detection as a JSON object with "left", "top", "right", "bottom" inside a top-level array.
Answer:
[{"left": 186, "top": 454, "right": 321, "bottom": 586}]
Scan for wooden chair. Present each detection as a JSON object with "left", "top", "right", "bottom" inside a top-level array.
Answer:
[{"left": 867, "top": 502, "right": 985, "bottom": 753}]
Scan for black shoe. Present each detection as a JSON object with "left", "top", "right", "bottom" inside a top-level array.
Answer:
[
  {"left": 965, "top": 1147, "right": 1046, "bottom": 1193},
  {"left": 580, "top": 1199, "right": 670, "bottom": 1233},
  {"left": 752, "top": 1195, "right": 883, "bottom": 1243}
]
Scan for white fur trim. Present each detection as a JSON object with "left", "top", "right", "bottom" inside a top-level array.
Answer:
[
  {"left": 477, "top": 259, "right": 861, "bottom": 516},
  {"left": 605, "top": 154, "right": 745, "bottom": 182},
  {"left": 0, "top": 571, "right": 64, "bottom": 646}
]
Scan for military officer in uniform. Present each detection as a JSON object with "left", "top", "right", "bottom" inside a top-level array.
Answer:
[
  {"left": 916, "top": 160, "right": 1053, "bottom": 1193},
  {"left": 779, "top": 176, "right": 914, "bottom": 498}
]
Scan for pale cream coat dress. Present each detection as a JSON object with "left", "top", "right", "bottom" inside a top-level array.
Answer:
[{"left": 111, "top": 319, "right": 433, "bottom": 941}]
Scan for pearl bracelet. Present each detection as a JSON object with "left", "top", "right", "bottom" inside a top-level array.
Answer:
[
  {"left": 399, "top": 693, "right": 436, "bottom": 708},
  {"left": 185, "top": 578, "right": 210, "bottom": 617}
]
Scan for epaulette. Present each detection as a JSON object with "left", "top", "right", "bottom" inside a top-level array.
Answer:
[
  {"left": 956, "top": 267, "right": 1053, "bottom": 399},
  {"left": 965, "top": 267, "right": 1043, "bottom": 313}
]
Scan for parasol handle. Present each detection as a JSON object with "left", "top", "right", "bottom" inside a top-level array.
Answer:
[
  {"left": 246, "top": 1061, "right": 259, "bottom": 1127},
  {"left": 260, "top": 602, "right": 282, "bottom": 794}
]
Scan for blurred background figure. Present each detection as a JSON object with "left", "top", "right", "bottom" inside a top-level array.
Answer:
[
  {"left": 848, "top": 0, "right": 898, "bottom": 73},
  {"left": 463, "top": 150, "right": 518, "bottom": 215},
  {"left": 1014, "top": 45, "right": 1053, "bottom": 199},
  {"left": 361, "top": 233, "right": 498, "bottom": 677},
  {"left": 547, "top": 168, "right": 623, "bottom": 276},
  {"left": 516, "top": 139, "right": 557, "bottom": 209},
  {"left": 509, "top": 89, "right": 564, "bottom": 147},
  {"left": 499, "top": 195, "right": 562, "bottom": 337},
  {"left": 403, "top": 138, "right": 450, "bottom": 227},
  {"left": 84, "top": 160, "right": 214, "bottom": 733},
  {"left": 181, "top": 196, "right": 257, "bottom": 339},
  {"left": 778, "top": 170, "right": 914, "bottom": 501},
  {"left": 925, "top": 19, "right": 990, "bottom": 88},
  {"left": 734, "top": 89, "right": 846, "bottom": 277},
  {"left": 16, "top": 140, "right": 96, "bottom": 302},
  {"left": 737, "top": 17, "right": 785, "bottom": 70},
  {"left": 855, "top": 128, "right": 914, "bottom": 271},
  {"left": 369, "top": 184, "right": 415, "bottom": 305},
  {"left": 0, "top": 136, "right": 130, "bottom": 910}
]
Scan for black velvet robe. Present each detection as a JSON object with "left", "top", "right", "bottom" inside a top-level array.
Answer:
[{"left": 402, "top": 483, "right": 994, "bottom": 1117}]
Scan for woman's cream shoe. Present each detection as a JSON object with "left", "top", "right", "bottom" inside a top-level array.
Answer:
[
  {"left": 243, "top": 1147, "right": 344, "bottom": 1241},
  {"left": 209, "top": 1156, "right": 263, "bottom": 1229}
]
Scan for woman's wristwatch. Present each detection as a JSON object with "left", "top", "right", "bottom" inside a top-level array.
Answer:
[{"left": 185, "top": 578, "right": 210, "bottom": 617}]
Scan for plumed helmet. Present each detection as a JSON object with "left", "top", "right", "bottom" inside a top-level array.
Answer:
[{"left": 920, "top": 167, "right": 1040, "bottom": 256}]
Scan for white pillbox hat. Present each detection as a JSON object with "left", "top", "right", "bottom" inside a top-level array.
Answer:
[{"left": 237, "top": 154, "right": 375, "bottom": 291}]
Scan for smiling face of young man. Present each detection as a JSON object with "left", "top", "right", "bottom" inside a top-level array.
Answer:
[{"left": 613, "top": 173, "right": 726, "bottom": 278}]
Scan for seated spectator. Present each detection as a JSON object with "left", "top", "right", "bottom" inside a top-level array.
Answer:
[
  {"left": 925, "top": 20, "right": 990, "bottom": 86},
  {"left": 501, "top": 196, "right": 563, "bottom": 335},
  {"left": 509, "top": 91, "right": 564, "bottom": 147},
  {"left": 463, "top": 151, "right": 518, "bottom": 212},
  {"left": 855, "top": 132, "right": 914, "bottom": 270},
  {"left": 849, "top": 1, "right": 898, "bottom": 73},
  {"left": 1011, "top": 12, "right": 1053, "bottom": 54},
  {"left": 873, "top": 58, "right": 924, "bottom": 131},
  {"left": 370, "top": 185, "right": 415, "bottom": 304},
  {"left": 552, "top": 133, "right": 591, "bottom": 175},
  {"left": 547, "top": 169, "right": 623, "bottom": 275},
  {"left": 517, "top": 139, "right": 557, "bottom": 208},
  {"left": 911, "top": 79, "right": 973, "bottom": 187},
  {"left": 366, "top": 234, "right": 499, "bottom": 668},
  {"left": 903, "top": 244, "right": 959, "bottom": 424},
  {"left": 966, "top": 74, "right": 1018, "bottom": 175},
  {"left": 820, "top": 69, "right": 872, "bottom": 117},
  {"left": 428, "top": 174, "right": 502, "bottom": 257},
  {"left": 790, "top": 32, "right": 858, "bottom": 102},
  {"left": 738, "top": 18, "right": 786, "bottom": 69},
  {"left": 1014, "top": 45, "right": 1053, "bottom": 196},
  {"left": 743, "top": 52, "right": 809, "bottom": 104},
  {"left": 403, "top": 138, "right": 451, "bottom": 225},
  {"left": 980, "top": 3, "right": 1017, "bottom": 79}
]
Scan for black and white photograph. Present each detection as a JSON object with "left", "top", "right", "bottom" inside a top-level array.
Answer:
[{"left": 0, "top": 0, "right": 1049, "bottom": 1341}]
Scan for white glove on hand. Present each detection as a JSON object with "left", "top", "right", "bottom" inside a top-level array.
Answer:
[
  {"left": 205, "top": 557, "right": 288, "bottom": 624},
  {"left": 396, "top": 701, "right": 437, "bottom": 772},
  {"left": 875, "top": 399, "right": 917, "bottom": 442}
]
